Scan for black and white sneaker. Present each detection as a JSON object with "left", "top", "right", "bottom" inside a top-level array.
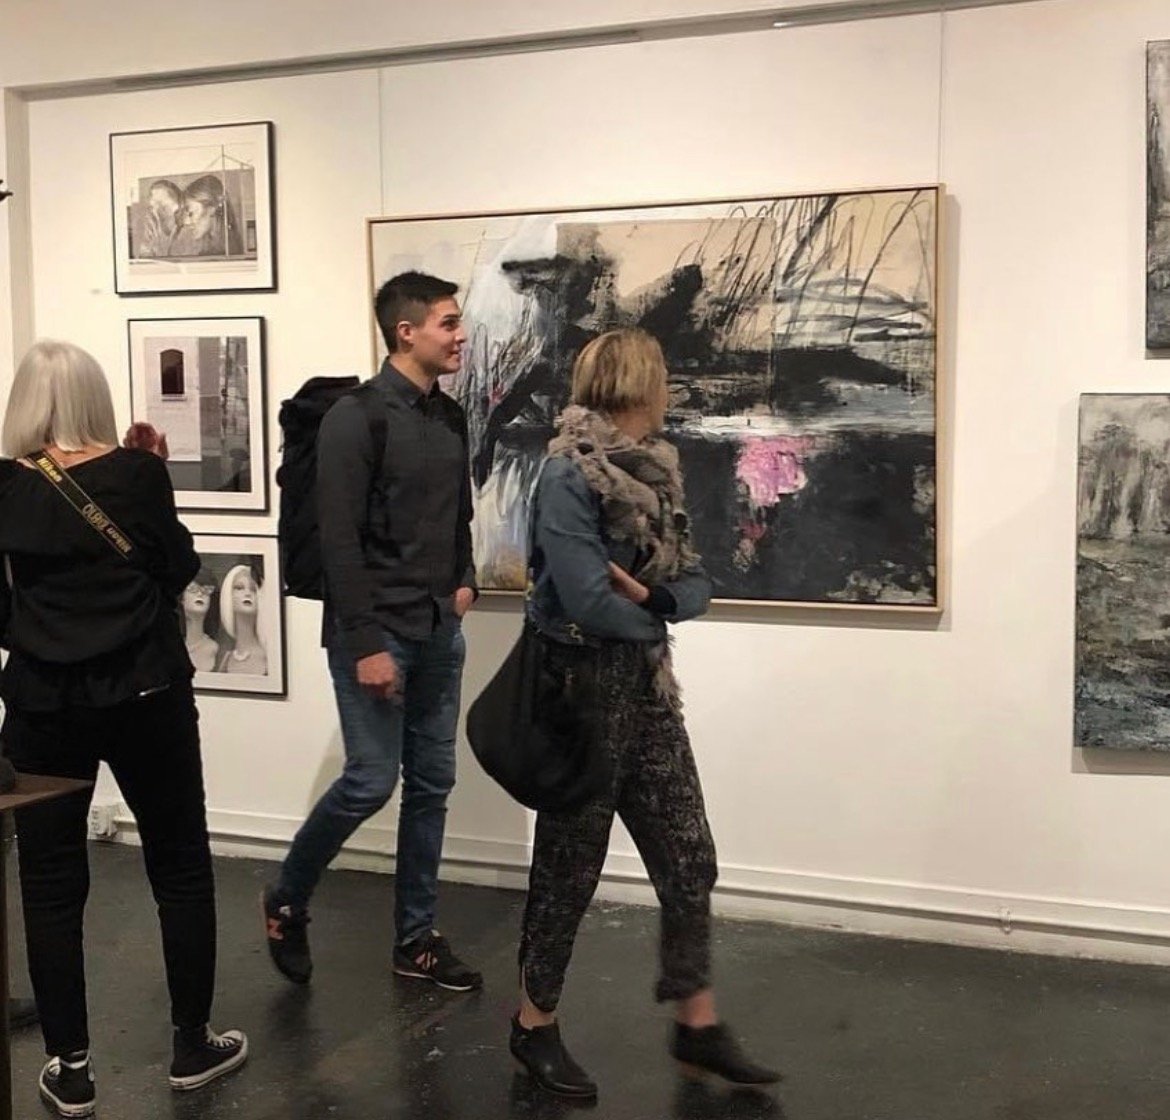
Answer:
[
  {"left": 393, "top": 930, "right": 483, "bottom": 991},
  {"left": 169, "top": 1026, "right": 248, "bottom": 1091},
  {"left": 39, "top": 1050, "right": 95, "bottom": 1118}
]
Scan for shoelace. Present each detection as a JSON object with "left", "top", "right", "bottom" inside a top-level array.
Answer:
[
  {"left": 48, "top": 1053, "right": 91, "bottom": 1077},
  {"left": 203, "top": 1030, "right": 237, "bottom": 1052},
  {"left": 414, "top": 934, "right": 451, "bottom": 964},
  {"left": 278, "top": 906, "right": 310, "bottom": 930}
]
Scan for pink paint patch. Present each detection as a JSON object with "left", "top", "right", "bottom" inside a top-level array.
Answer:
[
  {"left": 738, "top": 519, "right": 768, "bottom": 542},
  {"left": 735, "top": 436, "right": 812, "bottom": 511}
]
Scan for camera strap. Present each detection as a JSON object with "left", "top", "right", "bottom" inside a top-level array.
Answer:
[{"left": 25, "top": 450, "right": 136, "bottom": 561}]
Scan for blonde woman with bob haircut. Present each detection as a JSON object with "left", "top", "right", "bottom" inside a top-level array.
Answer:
[
  {"left": 0, "top": 341, "right": 247, "bottom": 1117},
  {"left": 1, "top": 341, "right": 122, "bottom": 459},
  {"left": 510, "top": 327, "right": 778, "bottom": 1100}
]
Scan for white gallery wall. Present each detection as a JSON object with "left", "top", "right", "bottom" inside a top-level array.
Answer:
[
  {"left": 5, "top": 0, "right": 1170, "bottom": 962},
  {"left": 0, "top": 0, "right": 893, "bottom": 89}
]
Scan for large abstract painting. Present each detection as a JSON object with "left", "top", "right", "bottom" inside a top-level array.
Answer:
[
  {"left": 369, "top": 187, "right": 939, "bottom": 606},
  {"left": 1076, "top": 395, "right": 1170, "bottom": 750},
  {"left": 1150, "top": 41, "right": 1170, "bottom": 348}
]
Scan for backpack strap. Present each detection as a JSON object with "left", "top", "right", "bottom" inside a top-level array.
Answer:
[
  {"left": 526, "top": 456, "right": 551, "bottom": 560},
  {"left": 351, "top": 382, "right": 390, "bottom": 488},
  {"left": 25, "top": 450, "right": 136, "bottom": 560}
]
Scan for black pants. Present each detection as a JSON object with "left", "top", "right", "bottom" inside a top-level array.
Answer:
[
  {"left": 2, "top": 683, "right": 216, "bottom": 1056},
  {"left": 520, "top": 644, "right": 718, "bottom": 1013}
]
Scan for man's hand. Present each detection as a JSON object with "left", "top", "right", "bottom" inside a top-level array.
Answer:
[
  {"left": 454, "top": 587, "right": 476, "bottom": 618},
  {"left": 608, "top": 562, "right": 649, "bottom": 605},
  {"left": 123, "top": 422, "right": 170, "bottom": 460},
  {"left": 356, "top": 651, "right": 401, "bottom": 702}
]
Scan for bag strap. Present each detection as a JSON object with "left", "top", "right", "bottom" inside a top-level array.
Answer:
[
  {"left": 526, "top": 456, "right": 552, "bottom": 559},
  {"left": 352, "top": 383, "right": 391, "bottom": 489},
  {"left": 24, "top": 450, "right": 136, "bottom": 560}
]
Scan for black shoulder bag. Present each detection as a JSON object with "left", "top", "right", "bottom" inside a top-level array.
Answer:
[
  {"left": 465, "top": 466, "right": 610, "bottom": 814},
  {"left": 0, "top": 556, "right": 11, "bottom": 645}
]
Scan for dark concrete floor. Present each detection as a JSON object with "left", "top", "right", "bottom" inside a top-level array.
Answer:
[{"left": 9, "top": 845, "right": 1170, "bottom": 1119}]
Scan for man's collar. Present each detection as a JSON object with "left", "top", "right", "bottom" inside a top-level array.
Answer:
[{"left": 376, "top": 357, "right": 438, "bottom": 406}]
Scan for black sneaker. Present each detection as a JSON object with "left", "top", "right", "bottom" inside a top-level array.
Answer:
[
  {"left": 393, "top": 930, "right": 483, "bottom": 991},
  {"left": 261, "top": 885, "right": 312, "bottom": 983},
  {"left": 169, "top": 1026, "right": 248, "bottom": 1091},
  {"left": 39, "top": 1050, "right": 95, "bottom": 1118}
]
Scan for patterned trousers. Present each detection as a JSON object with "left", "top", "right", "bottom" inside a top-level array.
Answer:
[{"left": 519, "top": 642, "right": 718, "bottom": 1012}]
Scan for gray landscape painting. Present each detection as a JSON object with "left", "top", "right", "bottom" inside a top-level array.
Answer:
[
  {"left": 1149, "top": 41, "right": 1170, "bottom": 348},
  {"left": 1076, "top": 394, "right": 1170, "bottom": 749}
]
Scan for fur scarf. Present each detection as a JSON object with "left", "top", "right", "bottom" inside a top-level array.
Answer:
[{"left": 547, "top": 405, "right": 699, "bottom": 708}]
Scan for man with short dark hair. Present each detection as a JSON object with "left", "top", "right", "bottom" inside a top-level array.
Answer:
[{"left": 263, "top": 271, "right": 481, "bottom": 992}]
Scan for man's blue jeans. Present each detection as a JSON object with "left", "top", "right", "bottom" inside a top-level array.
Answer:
[{"left": 277, "top": 617, "right": 465, "bottom": 946}]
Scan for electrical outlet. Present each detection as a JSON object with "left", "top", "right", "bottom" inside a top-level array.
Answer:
[{"left": 86, "top": 803, "right": 119, "bottom": 842}]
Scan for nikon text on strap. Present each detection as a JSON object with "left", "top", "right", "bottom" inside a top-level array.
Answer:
[{"left": 26, "top": 451, "right": 135, "bottom": 560}]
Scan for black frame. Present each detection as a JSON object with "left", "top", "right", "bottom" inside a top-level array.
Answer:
[
  {"left": 110, "top": 120, "right": 277, "bottom": 296},
  {"left": 187, "top": 533, "right": 288, "bottom": 699},
  {"left": 127, "top": 316, "right": 269, "bottom": 513}
]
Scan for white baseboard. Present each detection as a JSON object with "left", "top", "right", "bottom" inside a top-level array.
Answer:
[{"left": 109, "top": 806, "right": 1170, "bottom": 967}]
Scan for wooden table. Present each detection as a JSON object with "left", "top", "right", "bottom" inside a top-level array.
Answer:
[{"left": 0, "top": 774, "right": 93, "bottom": 1120}]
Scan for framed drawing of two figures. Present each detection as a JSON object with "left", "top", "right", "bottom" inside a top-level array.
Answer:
[{"left": 110, "top": 121, "right": 275, "bottom": 295}]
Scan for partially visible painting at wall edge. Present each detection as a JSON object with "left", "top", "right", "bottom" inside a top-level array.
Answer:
[
  {"left": 1147, "top": 41, "right": 1170, "bottom": 349},
  {"left": 1075, "top": 391, "right": 1170, "bottom": 752}
]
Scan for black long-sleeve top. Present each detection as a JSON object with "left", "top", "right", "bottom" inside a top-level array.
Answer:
[
  {"left": 318, "top": 361, "right": 476, "bottom": 661},
  {"left": 0, "top": 448, "right": 199, "bottom": 711}
]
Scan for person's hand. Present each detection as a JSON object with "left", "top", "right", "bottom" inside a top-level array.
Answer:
[
  {"left": 608, "top": 562, "right": 649, "bottom": 605},
  {"left": 454, "top": 587, "right": 476, "bottom": 618},
  {"left": 356, "top": 651, "right": 401, "bottom": 702},
  {"left": 123, "top": 422, "right": 170, "bottom": 460}
]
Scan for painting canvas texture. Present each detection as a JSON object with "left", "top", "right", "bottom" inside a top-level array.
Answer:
[
  {"left": 1150, "top": 41, "right": 1170, "bottom": 348},
  {"left": 1076, "top": 395, "right": 1170, "bottom": 750},
  {"left": 370, "top": 187, "right": 939, "bottom": 605}
]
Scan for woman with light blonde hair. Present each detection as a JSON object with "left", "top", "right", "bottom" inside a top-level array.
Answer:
[
  {"left": 0, "top": 340, "right": 247, "bottom": 1117},
  {"left": 509, "top": 327, "right": 778, "bottom": 1100}
]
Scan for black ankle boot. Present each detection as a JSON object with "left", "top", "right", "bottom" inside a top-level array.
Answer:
[
  {"left": 510, "top": 1015, "right": 597, "bottom": 1100},
  {"left": 671, "top": 1022, "right": 781, "bottom": 1086}
]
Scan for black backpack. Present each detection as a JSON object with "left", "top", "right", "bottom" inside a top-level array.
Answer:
[{"left": 276, "top": 376, "right": 387, "bottom": 600}]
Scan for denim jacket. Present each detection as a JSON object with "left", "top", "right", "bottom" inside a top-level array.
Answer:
[{"left": 525, "top": 456, "right": 712, "bottom": 646}]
